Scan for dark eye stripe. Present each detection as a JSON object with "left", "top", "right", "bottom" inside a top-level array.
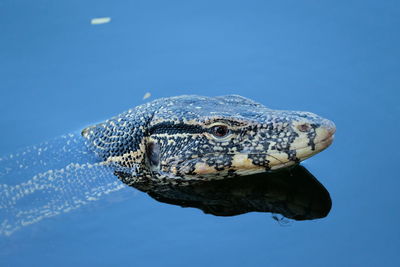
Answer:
[{"left": 148, "top": 122, "right": 204, "bottom": 135}]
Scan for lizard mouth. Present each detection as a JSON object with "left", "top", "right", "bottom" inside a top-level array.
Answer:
[
  {"left": 163, "top": 134, "right": 336, "bottom": 179},
  {"left": 267, "top": 134, "right": 335, "bottom": 171},
  {"left": 162, "top": 121, "right": 336, "bottom": 178}
]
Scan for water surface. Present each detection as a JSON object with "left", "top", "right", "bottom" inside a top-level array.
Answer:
[{"left": 1, "top": 1, "right": 399, "bottom": 266}]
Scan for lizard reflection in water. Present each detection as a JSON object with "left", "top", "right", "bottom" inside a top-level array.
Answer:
[
  {"left": 122, "top": 165, "right": 331, "bottom": 220},
  {"left": 0, "top": 95, "right": 335, "bottom": 236}
]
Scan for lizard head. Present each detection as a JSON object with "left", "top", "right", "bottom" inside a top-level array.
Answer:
[{"left": 145, "top": 95, "right": 335, "bottom": 180}]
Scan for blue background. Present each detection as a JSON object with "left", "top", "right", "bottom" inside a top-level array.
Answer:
[{"left": 1, "top": 0, "right": 399, "bottom": 266}]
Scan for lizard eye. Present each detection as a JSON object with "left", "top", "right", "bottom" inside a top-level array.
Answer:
[{"left": 211, "top": 125, "right": 230, "bottom": 138}]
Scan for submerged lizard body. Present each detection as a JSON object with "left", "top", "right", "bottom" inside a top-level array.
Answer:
[{"left": 82, "top": 95, "right": 335, "bottom": 185}]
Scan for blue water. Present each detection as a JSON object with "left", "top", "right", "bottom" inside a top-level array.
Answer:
[{"left": 1, "top": 0, "right": 399, "bottom": 266}]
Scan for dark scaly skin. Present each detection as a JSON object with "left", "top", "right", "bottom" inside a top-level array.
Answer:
[{"left": 82, "top": 95, "right": 335, "bottom": 186}]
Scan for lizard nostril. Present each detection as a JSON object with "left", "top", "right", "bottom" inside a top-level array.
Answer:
[{"left": 297, "top": 123, "right": 311, "bottom": 132}]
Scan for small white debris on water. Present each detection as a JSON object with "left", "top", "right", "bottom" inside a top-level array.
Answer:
[
  {"left": 143, "top": 92, "right": 151, "bottom": 100},
  {"left": 91, "top": 17, "right": 111, "bottom": 25}
]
